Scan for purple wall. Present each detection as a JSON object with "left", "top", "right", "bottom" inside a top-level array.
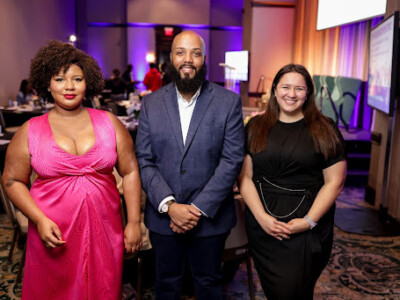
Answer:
[
  {"left": 0, "top": 0, "right": 76, "bottom": 104},
  {"left": 81, "top": 0, "right": 244, "bottom": 87}
]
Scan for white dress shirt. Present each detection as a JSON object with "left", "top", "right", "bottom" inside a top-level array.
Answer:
[{"left": 177, "top": 87, "right": 200, "bottom": 146}]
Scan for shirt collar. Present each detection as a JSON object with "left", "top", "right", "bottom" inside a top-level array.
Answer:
[{"left": 175, "top": 85, "right": 202, "bottom": 105}]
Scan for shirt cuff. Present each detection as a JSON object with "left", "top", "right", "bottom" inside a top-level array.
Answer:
[
  {"left": 158, "top": 196, "right": 175, "bottom": 213},
  {"left": 191, "top": 203, "right": 208, "bottom": 217}
]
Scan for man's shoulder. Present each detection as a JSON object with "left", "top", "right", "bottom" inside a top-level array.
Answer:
[
  {"left": 142, "top": 83, "right": 172, "bottom": 102},
  {"left": 202, "top": 81, "right": 240, "bottom": 102},
  {"left": 204, "top": 81, "right": 238, "bottom": 95}
]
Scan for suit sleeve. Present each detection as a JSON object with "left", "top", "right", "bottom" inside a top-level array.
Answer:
[
  {"left": 135, "top": 101, "right": 174, "bottom": 210},
  {"left": 191, "top": 94, "right": 245, "bottom": 218}
]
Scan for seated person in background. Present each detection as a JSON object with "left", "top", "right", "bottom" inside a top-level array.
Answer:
[
  {"left": 110, "top": 68, "right": 127, "bottom": 100},
  {"left": 16, "top": 79, "right": 35, "bottom": 105},
  {"left": 143, "top": 63, "right": 162, "bottom": 92}
]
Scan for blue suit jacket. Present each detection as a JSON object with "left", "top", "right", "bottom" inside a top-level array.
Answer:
[{"left": 135, "top": 81, "right": 245, "bottom": 236}]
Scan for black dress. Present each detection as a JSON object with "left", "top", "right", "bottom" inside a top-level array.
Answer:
[{"left": 245, "top": 118, "right": 345, "bottom": 299}]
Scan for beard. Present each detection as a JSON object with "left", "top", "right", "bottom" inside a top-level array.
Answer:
[{"left": 168, "top": 63, "right": 207, "bottom": 94}]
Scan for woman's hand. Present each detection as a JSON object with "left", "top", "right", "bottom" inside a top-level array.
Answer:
[
  {"left": 36, "top": 217, "right": 66, "bottom": 248},
  {"left": 286, "top": 218, "right": 311, "bottom": 234},
  {"left": 124, "top": 222, "right": 142, "bottom": 253},
  {"left": 258, "top": 214, "right": 291, "bottom": 241},
  {"left": 237, "top": 155, "right": 291, "bottom": 241}
]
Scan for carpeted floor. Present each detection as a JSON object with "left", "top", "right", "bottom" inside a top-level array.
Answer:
[
  {"left": 335, "top": 185, "right": 400, "bottom": 237},
  {"left": 0, "top": 218, "right": 22, "bottom": 300},
  {"left": 1, "top": 186, "right": 400, "bottom": 300}
]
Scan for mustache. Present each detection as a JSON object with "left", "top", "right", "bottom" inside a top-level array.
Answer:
[{"left": 179, "top": 64, "right": 196, "bottom": 70}]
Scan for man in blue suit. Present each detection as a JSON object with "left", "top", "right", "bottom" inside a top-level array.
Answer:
[{"left": 135, "top": 30, "right": 245, "bottom": 299}]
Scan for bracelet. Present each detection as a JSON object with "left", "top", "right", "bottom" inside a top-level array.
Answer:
[{"left": 304, "top": 215, "right": 317, "bottom": 230}]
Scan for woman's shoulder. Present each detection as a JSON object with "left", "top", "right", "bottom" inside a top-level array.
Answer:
[
  {"left": 9, "top": 120, "right": 30, "bottom": 146},
  {"left": 323, "top": 116, "right": 337, "bottom": 127},
  {"left": 306, "top": 115, "right": 338, "bottom": 133},
  {"left": 245, "top": 114, "right": 263, "bottom": 129},
  {"left": 87, "top": 107, "right": 111, "bottom": 121},
  {"left": 25, "top": 113, "right": 51, "bottom": 142},
  {"left": 28, "top": 112, "right": 49, "bottom": 127},
  {"left": 321, "top": 116, "right": 343, "bottom": 138},
  {"left": 87, "top": 108, "right": 121, "bottom": 132},
  {"left": 98, "top": 109, "right": 125, "bottom": 132}
]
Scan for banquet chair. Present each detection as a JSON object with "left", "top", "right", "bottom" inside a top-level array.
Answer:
[
  {"left": 92, "top": 96, "right": 102, "bottom": 109},
  {"left": 120, "top": 193, "right": 152, "bottom": 300},
  {"left": 319, "top": 75, "right": 339, "bottom": 125},
  {"left": 222, "top": 193, "right": 255, "bottom": 300},
  {"left": 0, "top": 111, "right": 20, "bottom": 134},
  {"left": 114, "top": 169, "right": 152, "bottom": 300},
  {"left": 313, "top": 75, "right": 321, "bottom": 110},
  {"left": 0, "top": 172, "right": 28, "bottom": 284},
  {"left": 337, "top": 76, "right": 362, "bottom": 131},
  {"left": 106, "top": 101, "right": 119, "bottom": 115}
]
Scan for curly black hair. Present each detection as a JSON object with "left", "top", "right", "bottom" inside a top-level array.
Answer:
[{"left": 29, "top": 40, "right": 104, "bottom": 103}]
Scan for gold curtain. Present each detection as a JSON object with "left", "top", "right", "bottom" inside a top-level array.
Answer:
[{"left": 293, "top": 0, "right": 371, "bottom": 80}]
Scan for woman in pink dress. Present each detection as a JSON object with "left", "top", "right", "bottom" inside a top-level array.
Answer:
[{"left": 2, "top": 40, "right": 142, "bottom": 299}]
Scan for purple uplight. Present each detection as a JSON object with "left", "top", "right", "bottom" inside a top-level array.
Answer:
[
  {"left": 87, "top": 22, "right": 126, "bottom": 27},
  {"left": 126, "top": 22, "right": 157, "bottom": 28},
  {"left": 88, "top": 22, "right": 242, "bottom": 32}
]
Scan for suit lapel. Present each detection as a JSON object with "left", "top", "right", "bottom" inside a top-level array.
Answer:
[
  {"left": 163, "top": 85, "right": 184, "bottom": 152},
  {"left": 183, "top": 81, "right": 213, "bottom": 155}
]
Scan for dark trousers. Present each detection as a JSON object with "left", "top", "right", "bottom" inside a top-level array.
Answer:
[{"left": 150, "top": 231, "right": 228, "bottom": 300}]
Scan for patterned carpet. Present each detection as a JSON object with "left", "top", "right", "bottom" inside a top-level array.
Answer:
[
  {"left": 1, "top": 186, "right": 400, "bottom": 299},
  {"left": 0, "top": 217, "right": 22, "bottom": 300}
]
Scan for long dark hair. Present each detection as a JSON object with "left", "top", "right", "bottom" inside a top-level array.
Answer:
[{"left": 247, "top": 64, "right": 343, "bottom": 158}]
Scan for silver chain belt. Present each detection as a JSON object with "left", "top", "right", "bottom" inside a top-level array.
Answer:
[{"left": 258, "top": 177, "right": 306, "bottom": 219}]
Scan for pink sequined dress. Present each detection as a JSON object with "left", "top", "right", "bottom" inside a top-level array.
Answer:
[{"left": 22, "top": 108, "right": 123, "bottom": 300}]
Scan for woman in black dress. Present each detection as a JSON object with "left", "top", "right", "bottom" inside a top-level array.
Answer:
[{"left": 238, "top": 64, "right": 347, "bottom": 299}]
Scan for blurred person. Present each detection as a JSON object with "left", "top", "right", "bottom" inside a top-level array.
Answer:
[
  {"left": 16, "top": 79, "right": 35, "bottom": 105},
  {"left": 143, "top": 63, "right": 162, "bottom": 92},
  {"left": 135, "top": 30, "right": 245, "bottom": 299},
  {"left": 2, "top": 40, "right": 142, "bottom": 300},
  {"left": 238, "top": 64, "right": 347, "bottom": 299},
  {"left": 160, "top": 61, "right": 172, "bottom": 86},
  {"left": 109, "top": 68, "right": 127, "bottom": 100},
  {"left": 122, "top": 64, "right": 136, "bottom": 94}
]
